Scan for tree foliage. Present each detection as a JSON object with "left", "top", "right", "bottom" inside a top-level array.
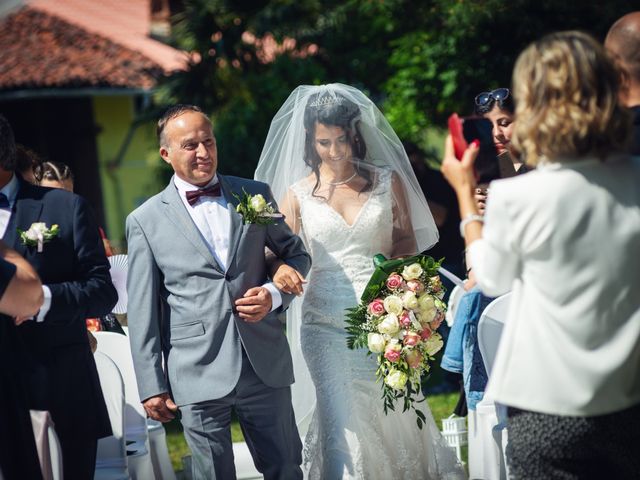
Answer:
[{"left": 153, "top": 0, "right": 637, "bottom": 176}]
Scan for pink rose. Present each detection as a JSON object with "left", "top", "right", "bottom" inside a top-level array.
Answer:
[
  {"left": 406, "top": 280, "right": 424, "bottom": 293},
  {"left": 368, "top": 298, "right": 386, "bottom": 316},
  {"left": 403, "top": 331, "right": 421, "bottom": 347},
  {"left": 386, "top": 274, "right": 404, "bottom": 290},
  {"left": 384, "top": 344, "right": 402, "bottom": 363},
  {"left": 430, "top": 311, "right": 445, "bottom": 331},
  {"left": 406, "top": 349, "right": 423, "bottom": 369},
  {"left": 399, "top": 311, "right": 412, "bottom": 327},
  {"left": 420, "top": 326, "right": 433, "bottom": 341}
]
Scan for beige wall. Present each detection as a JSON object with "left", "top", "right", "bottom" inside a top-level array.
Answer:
[{"left": 93, "top": 95, "right": 163, "bottom": 251}]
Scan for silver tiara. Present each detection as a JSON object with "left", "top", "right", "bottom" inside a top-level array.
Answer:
[{"left": 309, "top": 95, "right": 343, "bottom": 108}]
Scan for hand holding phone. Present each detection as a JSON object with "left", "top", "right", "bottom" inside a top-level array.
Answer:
[{"left": 447, "top": 113, "right": 501, "bottom": 183}]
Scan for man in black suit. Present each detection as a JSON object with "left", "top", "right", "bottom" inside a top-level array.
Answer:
[{"left": 0, "top": 114, "right": 117, "bottom": 479}]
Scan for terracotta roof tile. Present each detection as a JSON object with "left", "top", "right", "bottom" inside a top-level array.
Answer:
[
  {"left": 0, "top": 7, "right": 166, "bottom": 90},
  {"left": 29, "top": 0, "right": 186, "bottom": 72}
]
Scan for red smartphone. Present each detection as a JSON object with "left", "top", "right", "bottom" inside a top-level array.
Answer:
[
  {"left": 447, "top": 113, "right": 468, "bottom": 160},
  {"left": 448, "top": 113, "right": 502, "bottom": 183}
]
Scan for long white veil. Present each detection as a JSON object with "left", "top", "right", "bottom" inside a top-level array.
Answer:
[{"left": 255, "top": 83, "right": 439, "bottom": 435}]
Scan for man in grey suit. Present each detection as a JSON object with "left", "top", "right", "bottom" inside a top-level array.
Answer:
[{"left": 126, "top": 104, "right": 311, "bottom": 479}]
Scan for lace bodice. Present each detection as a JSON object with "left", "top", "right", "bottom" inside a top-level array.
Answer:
[{"left": 291, "top": 169, "right": 393, "bottom": 329}]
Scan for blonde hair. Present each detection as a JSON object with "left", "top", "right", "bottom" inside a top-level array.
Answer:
[{"left": 512, "top": 31, "right": 631, "bottom": 165}]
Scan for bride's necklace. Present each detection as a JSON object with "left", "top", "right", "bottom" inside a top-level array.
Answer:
[{"left": 324, "top": 171, "right": 357, "bottom": 186}]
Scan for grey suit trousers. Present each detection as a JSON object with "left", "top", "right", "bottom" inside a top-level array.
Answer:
[{"left": 180, "top": 350, "right": 303, "bottom": 480}]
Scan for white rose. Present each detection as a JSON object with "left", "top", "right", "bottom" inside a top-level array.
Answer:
[
  {"left": 418, "top": 294, "right": 435, "bottom": 311},
  {"left": 417, "top": 307, "right": 437, "bottom": 324},
  {"left": 402, "top": 291, "right": 419, "bottom": 310},
  {"left": 377, "top": 314, "right": 400, "bottom": 335},
  {"left": 367, "top": 333, "right": 387, "bottom": 353},
  {"left": 385, "top": 369, "right": 408, "bottom": 391},
  {"left": 401, "top": 263, "right": 423, "bottom": 281},
  {"left": 26, "top": 222, "right": 47, "bottom": 240},
  {"left": 424, "top": 333, "right": 444, "bottom": 356},
  {"left": 383, "top": 295, "right": 404, "bottom": 316},
  {"left": 250, "top": 194, "right": 267, "bottom": 212}
]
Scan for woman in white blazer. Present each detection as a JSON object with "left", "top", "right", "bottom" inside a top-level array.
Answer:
[{"left": 442, "top": 31, "right": 640, "bottom": 478}]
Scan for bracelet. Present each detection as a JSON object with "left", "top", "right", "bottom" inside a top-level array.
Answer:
[{"left": 459, "top": 214, "right": 484, "bottom": 238}]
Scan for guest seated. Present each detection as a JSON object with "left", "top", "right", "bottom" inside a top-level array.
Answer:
[{"left": 441, "top": 84, "right": 529, "bottom": 413}]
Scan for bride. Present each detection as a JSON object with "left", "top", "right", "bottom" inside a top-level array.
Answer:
[{"left": 255, "top": 84, "right": 464, "bottom": 479}]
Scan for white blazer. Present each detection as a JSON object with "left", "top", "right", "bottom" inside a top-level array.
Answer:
[{"left": 469, "top": 155, "right": 640, "bottom": 416}]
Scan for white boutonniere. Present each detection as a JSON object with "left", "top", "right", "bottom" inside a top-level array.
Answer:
[
  {"left": 233, "top": 189, "right": 283, "bottom": 225},
  {"left": 18, "top": 222, "right": 59, "bottom": 252}
]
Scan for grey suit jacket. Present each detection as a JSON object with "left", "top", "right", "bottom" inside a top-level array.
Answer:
[{"left": 126, "top": 174, "right": 311, "bottom": 406}]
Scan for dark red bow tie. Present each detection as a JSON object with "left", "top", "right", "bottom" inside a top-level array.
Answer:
[{"left": 185, "top": 183, "right": 222, "bottom": 206}]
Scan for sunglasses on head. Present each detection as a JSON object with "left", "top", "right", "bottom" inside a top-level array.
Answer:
[{"left": 475, "top": 88, "right": 510, "bottom": 107}]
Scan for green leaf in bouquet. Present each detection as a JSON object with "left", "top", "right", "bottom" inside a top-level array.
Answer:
[
  {"left": 345, "top": 305, "right": 368, "bottom": 350},
  {"left": 360, "top": 253, "right": 442, "bottom": 303}
]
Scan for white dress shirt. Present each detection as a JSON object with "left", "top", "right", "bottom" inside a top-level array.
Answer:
[
  {"left": 173, "top": 175, "right": 281, "bottom": 311},
  {"left": 0, "top": 174, "right": 51, "bottom": 322},
  {"left": 469, "top": 155, "right": 640, "bottom": 416}
]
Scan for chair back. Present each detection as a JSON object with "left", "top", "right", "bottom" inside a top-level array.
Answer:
[
  {"left": 478, "top": 292, "right": 512, "bottom": 376},
  {"left": 445, "top": 284, "right": 465, "bottom": 327},
  {"left": 94, "top": 352, "right": 129, "bottom": 475},
  {"left": 94, "top": 332, "right": 148, "bottom": 437}
]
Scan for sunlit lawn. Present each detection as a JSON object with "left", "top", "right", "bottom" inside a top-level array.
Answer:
[{"left": 165, "top": 392, "right": 467, "bottom": 473}]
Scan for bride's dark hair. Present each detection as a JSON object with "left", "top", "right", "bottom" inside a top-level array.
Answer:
[{"left": 303, "top": 92, "right": 373, "bottom": 197}]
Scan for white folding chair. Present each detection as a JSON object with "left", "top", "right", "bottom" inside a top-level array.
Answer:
[
  {"left": 470, "top": 292, "right": 512, "bottom": 480},
  {"left": 94, "top": 332, "right": 155, "bottom": 480},
  {"left": 93, "top": 352, "right": 129, "bottom": 480},
  {"left": 147, "top": 418, "right": 177, "bottom": 480},
  {"left": 445, "top": 284, "right": 465, "bottom": 327},
  {"left": 477, "top": 292, "right": 512, "bottom": 376}
]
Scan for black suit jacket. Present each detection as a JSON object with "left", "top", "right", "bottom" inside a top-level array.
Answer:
[{"left": 5, "top": 178, "right": 117, "bottom": 442}]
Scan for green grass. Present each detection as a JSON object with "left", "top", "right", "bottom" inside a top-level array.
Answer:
[{"left": 165, "top": 392, "right": 467, "bottom": 472}]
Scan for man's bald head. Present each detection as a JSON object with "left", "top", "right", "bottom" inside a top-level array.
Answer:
[{"left": 606, "top": 12, "right": 640, "bottom": 106}]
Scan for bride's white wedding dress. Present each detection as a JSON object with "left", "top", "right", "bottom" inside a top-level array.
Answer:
[{"left": 290, "top": 169, "right": 465, "bottom": 480}]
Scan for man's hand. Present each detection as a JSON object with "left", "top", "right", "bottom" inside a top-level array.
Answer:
[
  {"left": 143, "top": 392, "right": 178, "bottom": 423},
  {"left": 235, "top": 286, "right": 272, "bottom": 323}
]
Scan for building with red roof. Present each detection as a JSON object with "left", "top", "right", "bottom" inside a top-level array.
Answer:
[{"left": 0, "top": 0, "right": 185, "bottom": 242}]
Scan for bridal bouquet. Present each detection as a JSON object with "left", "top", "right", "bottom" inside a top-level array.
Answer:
[{"left": 346, "top": 254, "right": 446, "bottom": 428}]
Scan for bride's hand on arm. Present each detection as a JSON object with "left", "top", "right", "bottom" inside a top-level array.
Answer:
[
  {"left": 273, "top": 262, "right": 306, "bottom": 295},
  {"left": 267, "top": 189, "right": 306, "bottom": 295}
]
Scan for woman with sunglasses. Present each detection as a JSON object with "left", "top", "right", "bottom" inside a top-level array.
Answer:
[
  {"left": 474, "top": 88, "right": 524, "bottom": 169},
  {"left": 473, "top": 88, "right": 528, "bottom": 214},
  {"left": 442, "top": 31, "right": 640, "bottom": 478}
]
